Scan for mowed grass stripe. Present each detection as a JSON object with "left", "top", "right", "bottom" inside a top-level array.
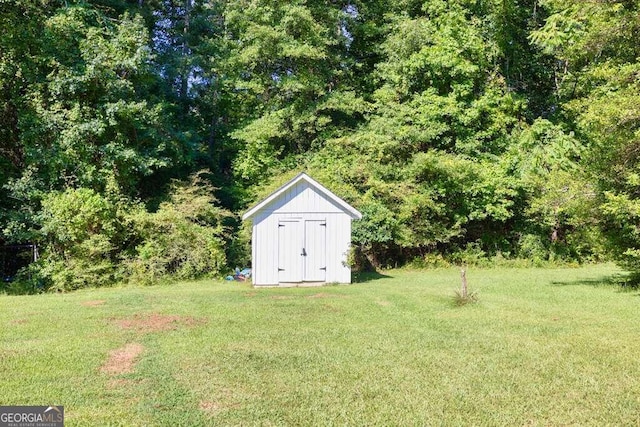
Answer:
[{"left": 1, "top": 264, "right": 640, "bottom": 425}]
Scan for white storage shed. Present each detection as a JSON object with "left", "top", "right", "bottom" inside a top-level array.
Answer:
[{"left": 242, "top": 173, "right": 362, "bottom": 286}]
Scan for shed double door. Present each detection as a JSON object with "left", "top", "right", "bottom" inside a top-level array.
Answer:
[{"left": 278, "top": 219, "right": 326, "bottom": 282}]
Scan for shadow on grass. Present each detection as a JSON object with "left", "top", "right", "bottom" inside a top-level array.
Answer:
[
  {"left": 352, "top": 271, "right": 392, "bottom": 283},
  {"left": 552, "top": 273, "right": 640, "bottom": 292}
]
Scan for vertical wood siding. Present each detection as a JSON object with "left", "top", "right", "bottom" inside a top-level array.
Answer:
[
  {"left": 250, "top": 181, "right": 355, "bottom": 286},
  {"left": 268, "top": 181, "right": 346, "bottom": 214}
]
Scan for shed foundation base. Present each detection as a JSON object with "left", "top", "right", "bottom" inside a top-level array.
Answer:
[{"left": 254, "top": 282, "right": 346, "bottom": 288}]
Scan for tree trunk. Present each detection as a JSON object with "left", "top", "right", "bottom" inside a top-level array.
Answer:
[{"left": 460, "top": 268, "right": 468, "bottom": 298}]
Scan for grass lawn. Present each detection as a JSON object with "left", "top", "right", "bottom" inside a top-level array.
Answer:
[{"left": 1, "top": 264, "right": 640, "bottom": 425}]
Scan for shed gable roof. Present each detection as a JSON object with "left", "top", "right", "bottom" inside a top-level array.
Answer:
[{"left": 242, "top": 173, "right": 362, "bottom": 220}]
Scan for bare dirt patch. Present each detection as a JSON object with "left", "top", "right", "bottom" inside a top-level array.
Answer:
[
  {"left": 375, "top": 300, "right": 392, "bottom": 307},
  {"left": 101, "top": 343, "right": 144, "bottom": 375},
  {"left": 245, "top": 292, "right": 257, "bottom": 297},
  {"left": 10, "top": 319, "right": 28, "bottom": 325},
  {"left": 81, "top": 300, "right": 106, "bottom": 307},
  {"left": 271, "top": 295, "right": 293, "bottom": 300},
  {"left": 112, "top": 313, "right": 206, "bottom": 333}
]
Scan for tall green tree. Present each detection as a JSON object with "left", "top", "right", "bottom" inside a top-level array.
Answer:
[
  {"left": 299, "top": 0, "right": 526, "bottom": 264},
  {"left": 532, "top": 0, "right": 640, "bottom": 271},
  {"left": 223, "top": 0, "right": 374, "bottom": 184},
  {"left": 0, "top": 0, "right": 53, "bottom": 242},
  {"left": 3, "top": 3, "right": 191, "bottom": 242},
  {"left": 2, "top": 0, "right": 626, "bottom": 290}
]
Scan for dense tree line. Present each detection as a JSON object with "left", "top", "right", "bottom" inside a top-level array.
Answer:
[{"left": 1, "top": 0, "right": 638, "bottom": 291}]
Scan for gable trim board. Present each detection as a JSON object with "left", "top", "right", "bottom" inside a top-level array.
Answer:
[{"left": 242, "top": 173, "right": 362, "bottom": 221}]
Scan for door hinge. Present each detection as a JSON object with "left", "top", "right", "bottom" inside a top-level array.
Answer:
[
  {"left": 320, "top": 223, "right": 326, "bottom": 226},
  {"left": 320, "top": 267, "right": 326, "bottom": 270},
  {"left": 278, "top": 224, "right": 285, "bottom": 227},
  {"left": 278, "top": 268, "right": 284, "bottom": 271}
]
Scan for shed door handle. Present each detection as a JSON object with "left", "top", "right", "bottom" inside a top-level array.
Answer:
[{"left": 301, "top": 248, "right": 307, "bottom": 256}]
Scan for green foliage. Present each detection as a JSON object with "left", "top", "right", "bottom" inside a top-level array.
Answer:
[
  {"left": 36, "top": 10, "right": 183, "bottom": 193},
  {"left": 17, "top": 172, "right": 230, "bottom": 291},
  {"left": 516, "top": 234, "right": 549, "bottom": 264},
  {"left": 409, "top": 253, "right": 451, "bottom": 269},
  {"left": 226, "top": 220, "right": 252, "bottom": 270},
  {"left": 449, "top": 243, "right": 490, "bottom": 267},
  {"left": 284, "top": 0, "right": 534, "bottom": 266},
  {"left": 225, "top": 0, "right": 371, "bottom": 184},
  {"left": 36, "top": 187, "right": 123, "bottom": 291},
  {"left": 4, "top": 0, "right": 637, "bottom": 289},
  {"left": 530, "top": 0, "right": 640, "bottom": 272},
  {"left": 507, "top": 120, "right": 604, "bottom": 262},
  {"left": 2, "top": 4, "right": 192, "bottom": 211},
  {"left": 600, "top": 192, "right": 640, "bottom": 272},
  {"left": 125, "top": 172, "right": 231, "bottom": 285},
  {"left": 305, "top": 142, "right": 520, "bottom": 266},
  {"left": 352, "top": 201, "right": 400, "bottom": 250}
]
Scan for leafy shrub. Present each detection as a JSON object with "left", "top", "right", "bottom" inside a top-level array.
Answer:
[
  {"left": 409, "top": 253, "right": 451, "bottom": 268},
  {"left": 0, "top": 264, "right": 43, "bottom": 295},
  {"left": 351, "top": 201, "right": 402, "bottom": 268},
  {"left": 15, "top": 172, "right": 232, "bottom": 292},
  {"left": 34, "top": 188, "right": 123, "bottom": 291},
  {"left": 346, "top": 245, "right": 378, "bottom": 272},
  {"left": 449, "top": 242, "right": 490, "bottom": 267},
  {"left": 124, "top": 172, "right": 231, "bottom": 285},
  {"left": 226, "top": 220, "right": 252, "bottom": 270},
  {"left": 517, "top": 234, "right": 548, "bottom": 264},
  {"left": 38, "top": 258, "right": 117, "bottom": 292},
  {"left": 598, "top": 191, "right": 640, "bottom": 273}
]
